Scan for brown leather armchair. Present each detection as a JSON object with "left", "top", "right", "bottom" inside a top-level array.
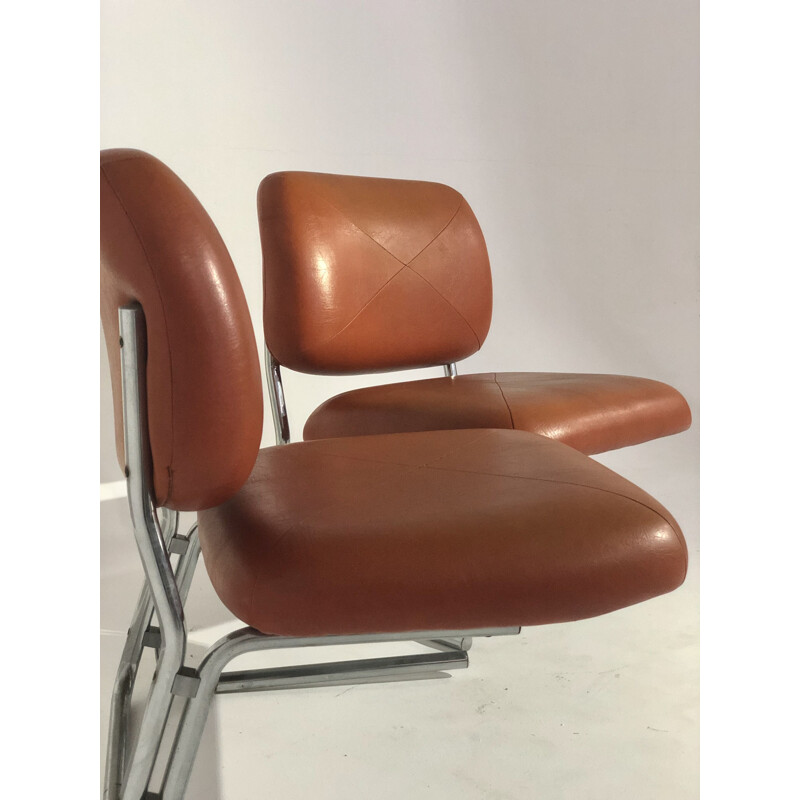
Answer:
[
  {"left": 257, "top": 171, "right": 691, "bottom": 453},
  {"left": 101, "top": 151, "right": 688, "bottom": 800}
]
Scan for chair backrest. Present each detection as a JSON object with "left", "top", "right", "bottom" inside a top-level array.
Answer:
[
  {"left": 258, "top": 171, "right": 493, "bottom": 375},
  {"left": 100, "top": 149, "right": 263, "bottom": 510}
]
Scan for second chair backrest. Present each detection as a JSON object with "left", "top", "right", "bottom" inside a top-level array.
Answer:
[{"left": 258, "top": 171, "right": 494, "bottom": 375}]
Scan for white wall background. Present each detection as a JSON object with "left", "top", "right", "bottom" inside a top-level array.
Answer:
[{"left": 100, "top": 0, "right": 698, "bottom": 482}]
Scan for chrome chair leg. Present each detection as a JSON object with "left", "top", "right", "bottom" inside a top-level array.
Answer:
[
  {"left": 104, "top": 522, "right": 200, "bottom": 800},
  {"left": 107, "top": 307, "right": 189, "bottom": 800},
  {"left": 104, "top": 511, "right": 179, "bottom": 800},
  {"left": 104, "top": 582, "right": 156, "bottom": 800}
]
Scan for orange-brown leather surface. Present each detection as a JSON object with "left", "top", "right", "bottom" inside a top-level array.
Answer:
[
  {"left": 258, "top": 171, "right": 492, "bottom": 374},
  {"left": 198, "top": 429, "right": 687, "bottom": 636},
  {"left": 304, "top": 372, "right": 692, "bottom": 455},
  {"left": 100, "top": 149, "right": 263, "bottom": 510}
]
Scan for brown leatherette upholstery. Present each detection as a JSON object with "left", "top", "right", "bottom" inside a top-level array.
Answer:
[
  {"left": 100, "top": 149, "right": 263, "bottom": 510},
  {"left": 198, "top": 429, "right": 688, "bottom": 636},
  {"left": 259, "top": 169, "right": 691, "bottom": 454},
  {"left": 258, "top": 171, "right": 492, "bottom": 374},
  {"left": 305, "top": 372, "right": 692, "bottom": 455}
]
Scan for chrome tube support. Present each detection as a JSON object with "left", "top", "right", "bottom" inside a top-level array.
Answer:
[
  {"left": 265, "top": 346, "right": 291, "bottom": 444},
  {"left": 105, "top": 305, "right": 188, "bottom": 800},
  {"left": 104, "top": 583, "right": 155, "bottom": 799},
  {"left": 444, "top": 362, "right": 458, "bottom": 378},
  {"left": 104, "top": 510, "right": 180, "bottom": 798}
]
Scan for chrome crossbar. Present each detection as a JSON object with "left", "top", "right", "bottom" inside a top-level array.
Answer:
[{"left": 216, "top": 650, "right": 469, "bottom": 694}]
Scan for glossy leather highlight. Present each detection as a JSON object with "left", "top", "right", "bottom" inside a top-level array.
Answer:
[
  {"left": 100, "top": 149, "right": 263, "bottom": 509},
  {"left": 305, "top": 372, "right": 692, "bottom": 455},
  {"left": 258, "top": 171, "right": 492, "bottom": 374},
  {"left": 198, "top": 429, "right": 687, "bottom": 636}
]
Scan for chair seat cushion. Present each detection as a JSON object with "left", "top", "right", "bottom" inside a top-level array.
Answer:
[
  {"left": 303, "top": 372, "right": 692, "bottom": 455},
  {"left": 198, "top": 429, "right": 687, "bottom": 636}
]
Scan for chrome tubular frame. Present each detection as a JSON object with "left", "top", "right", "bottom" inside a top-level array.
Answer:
[
  {"left": 107, "top": 305, "right": 192, "bottom": 800},
  {"left": 107, "top": 304, "right": 520, "bottom": 800},
  {"left": 265, "top": 341, "right": 459, "bottom": 445},
  {"left": 265, "top": 345, "right": 291, "bottom": 445},
  {"left": 159, "top": 626, "right": 518, "bottom": 800}
]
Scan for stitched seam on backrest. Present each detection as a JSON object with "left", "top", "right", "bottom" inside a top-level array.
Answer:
[
  {"left": 404, "top": 266, "right": 481, "bottom": 347},
  {"left": 312, "top": 192, "right": 408, "bottom": 266},
  {"left": 310, "top": 265, "right": 408, "bottom": 351},
  {"left": 305, "top": 196, "right": 472, "bottom": 357},
  {"left": 405, "top": 199, "right": 464, "bottom": 267}
]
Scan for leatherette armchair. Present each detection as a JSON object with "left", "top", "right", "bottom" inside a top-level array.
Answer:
[
  {"left": 101, "top": 150, "right": 688, "bottom": 800},
  {"left": 257, "top": 171, "right": 691, "bottom": 452}
]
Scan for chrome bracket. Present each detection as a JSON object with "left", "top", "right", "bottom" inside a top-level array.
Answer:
[
  {"left": 168, "top": 535, "right": 191, "bottom": 556},
  {"left": 265, "top": 345, "right": 291, "bottom": 444},
  {"left": 171, "top": 668, "right": 200, "bottom": 699},
  {"left": 142, "top": 626, "right": 162, "bottom": 650}
]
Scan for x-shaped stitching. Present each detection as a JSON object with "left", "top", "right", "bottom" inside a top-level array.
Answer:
[{"left": 311, "top": 193, "right": 481, "bottom": 349}]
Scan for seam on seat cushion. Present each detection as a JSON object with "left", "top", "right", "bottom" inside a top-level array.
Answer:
[
  {"left": 305, "top": 429, "right": 496, "bottom": 470},
  {"left": 310, "top": 453, "right": 680, "bottom": 538},
  {"left": 492, "top": 373, "right": 516, "bottom": 428},
  {"left": 244, "top": 459, "right": 417, "bottom": 625},
  {"left": 241, "top": 433, "right": 495, "bottom": 623},
  {"left": 416, "top": 462, "right": 679, "bottom": 535},
  {"left": 241, "top": 463, "right": 683, "bottom": 630},
  {"left": 247, "top": 444, "right": 680, "bottom": 557},
  {"left": 242, "top": 432, "right": 495, "bottom": 560}
]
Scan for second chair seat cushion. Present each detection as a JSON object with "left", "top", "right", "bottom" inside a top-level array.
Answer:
[
  {"left": 198, "top": 429, "right": 687, "bottom": 637},
  {"left": 303, "top": 372, "right": 692, "bottom": 455}
]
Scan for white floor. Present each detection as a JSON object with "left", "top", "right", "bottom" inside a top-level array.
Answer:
[{"left": 100, "top": 436, "right": 699, "bottom": 799}]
